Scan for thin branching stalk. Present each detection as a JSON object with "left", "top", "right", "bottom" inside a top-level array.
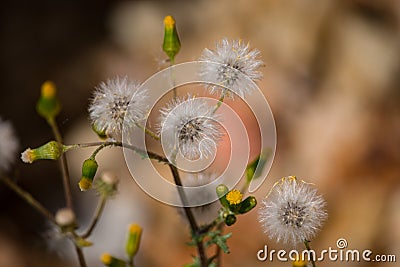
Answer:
[
  {"left": 0, "top": 175, "right": 57, "bottom": 225},
  {"left": 75, "top": 246, "right": 87, "bottom": 267},
  {"left": 212, "top": 90, "right": 226, "bottom": 114},
  {"left": 169, "top": 58, "right": 178, "bottom": 99},
  {"left": 48, "top": 117, "right": 73, "bottom": 209},
  {"left": 69, "top": 141, "right": 168, "bottom": 163},
  {"left": 168, "top": 164, "right": 208, "bottom": 267},
  {"left": 135, "top": 122, "right": 160, "bottom": 141},
  {"left": 82, "top": 195, "right": 107, "bottom": 239},
  {"left": 215, "top": 223, "right": 225, "bottom": 266}
]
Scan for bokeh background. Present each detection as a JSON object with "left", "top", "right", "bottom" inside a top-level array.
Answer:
[{"left": 0, "top": 0, "right": 399, "bottom": 266}]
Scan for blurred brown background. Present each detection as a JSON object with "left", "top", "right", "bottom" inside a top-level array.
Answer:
[{"left": 0, "top": 0, "right": 399, "bottom": 266}]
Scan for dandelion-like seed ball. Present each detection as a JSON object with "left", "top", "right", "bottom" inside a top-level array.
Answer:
[
  {"left": 89, "top": 76, "right": 148, "bottom": 139},
  {"left": 0, "top": 118, "right": 18, "bottom": 172},
  {"left": 199, "top": 38, "right": 264, "bottom": 98},
  {"left": 258, "top": 176, "right": 327, "bottom": 246},
  {"left": 55, "top": 208, "right": 75, "bottom": 227},
  {"left": 159, "top": 95, "right": 223, "bottom": 160}
]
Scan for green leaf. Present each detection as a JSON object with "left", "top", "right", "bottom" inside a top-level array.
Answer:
[
  {"left": 183, "top": 256, "right": 201, "bottom": 267},
  {"left": 246, "top": 148, "right": 271, "bottom": 183},
  {"left": 205, "top": 231, "right": 232, "bottom": 254}
]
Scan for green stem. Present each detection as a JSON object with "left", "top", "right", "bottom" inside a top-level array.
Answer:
[
  {"left": 81, "top": 195, "right": 107, "bottom": 239},
  {"left": 69, "top": 141, "right": 168, "bottom": 163},
  {"left": 75, "top": 246, "right": 87, "bottom": 267},
  {"left": 48, "top": 117, "right": 73, "bottom": 209},
  {"left": 0, "top": 175, "right": 57, "bottom": 225},
  {"left": 212, "top": 91, "right": 226, "bottom": 114},
  {"left": 304, "top": 240, "right": 316, "bottom": 267},
  {"left": 215, "top": 223, "right": 225, "bottom": 266},
  {"left": 168, "top": 164, "right": 207, "bottom": 267},
  {"left": 169, "top": 58, "right": 177, "bottom": 99},
  {"left": 135, "top": 122, "right": 160, "bottom": 141}
]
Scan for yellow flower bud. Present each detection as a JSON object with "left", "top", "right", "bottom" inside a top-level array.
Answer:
[
  {"left": 78, "top": 158, "right": 98, "bottom": 191},
  {"left": 36, "top": 80, "right": 61, "bottom": 121},
  {"left": 41, "top": 81, "right": 57, "bottom": 98},
  {"left": 125, "top": 223, "right": 142, "bottom": 259},
  {"left": 100, "top": 253, "right": 126, "bottom": 267},
  {"left": 292, "top": 256, "right": 307, "bottom": 267},
  {"left": 162, "top": 15, "right": 181, "bottom": 62},
  {"left": 101, "top": 253, "right": 112, "bottom": 265},
  {"left": 21, "top": 141, "right": 63, "bottom": 163}
]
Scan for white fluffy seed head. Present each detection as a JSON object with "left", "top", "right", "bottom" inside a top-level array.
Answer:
[
  {"left": 88, "top": 76, "right": 148, "bottom": 139},
  {"left": 100, "top": 171, "right": 119, "bottom": 186},
  {"left": 258, "top": 176, "right": 327, "bottom": 247},
  {"left": 55, "top": 208, "right": 75, "bottom": 226},
  {"left": 159, "top": 95, "right": 223, "bottom": 160},
  {"left": 199, "top": 38, "right": 264, "bottom": 99},
  {"left": 0, "top": 118, "right": 18, "bottom": 172}
]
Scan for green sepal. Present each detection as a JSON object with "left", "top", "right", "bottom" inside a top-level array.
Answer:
[
  {"left": 224, "top": 214, "right": 237, "bottom": 226},
  {"left": 237, "top": 196, "right": 257, "bottom": 214},
  {"left": 216, "top": 184, "right": 229, "bottom": 208}
]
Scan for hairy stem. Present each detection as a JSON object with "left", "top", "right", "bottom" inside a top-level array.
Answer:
[
  {"left": 69, "top": 141, "right": 168, "bottom": 164},
  {"left": 215, "top": 223, "right": 225, "bottom": 266},
  {"left": 81, "top": 195, "right": 107, "bottom": 239},
  {"left": 0, "top": 175, "right": 57, "bottom": 224},
  {"left": 168, "top": 164, "right": 207, "bottom": 267},
  {"left": 48, "top": 117, "right": 73, "bottom": 209}
]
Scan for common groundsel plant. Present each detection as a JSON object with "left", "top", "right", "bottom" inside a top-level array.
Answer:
[{"left": 0, "top": 16, "right": 328, "bottom": 267}]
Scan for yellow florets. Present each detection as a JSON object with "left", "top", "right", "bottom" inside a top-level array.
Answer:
[
  {"left": 292, "top": 257, "right": 307, "bottom": 267},
  {"left": 78, "top": 178, "right": 93, "bottom": 191},
  {"left": 226, "top": 189, "right": 243, "bottom": 205},
  {"left": 163, "top": 15, "right": 175, "bottom": 29},
  {"left": 100, "top": 253, "right": 112, "bottom": 265},
  {"left": 41, "top": 81, "right": 57, "bottom": 98},
  {"left": 129, "top": 223, "right": 142, "bottom": 234}
]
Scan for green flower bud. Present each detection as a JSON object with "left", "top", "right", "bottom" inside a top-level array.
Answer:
[
  {"left": 92, "top": 122, "right": 108, "bottom": 139},
  {"left": 224, "top": 214, "right": 237, "bottom": 226},
  {"left": 216, "top": 184, "right": 229, "bottom": 208},
  {"left": 36, "top": 81, "right": 61, "bottom": 121},
  {"left": 125, "top": 223, "right": 142, "bottom": 259},
  {"left": 238, "top": 196, "right": 257, "bottom": 214},
  {"left": 79, "top": 158, "right": 98, "bottom": 191},
  {"left": 162, "top": 15, "right": 181, "bottom": 62},
  {"left": 21, "top": 141, "right": 63, "bottom": 163},
  {"left": 100, "top": 253, "right": 126, "bottom": 267}
]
